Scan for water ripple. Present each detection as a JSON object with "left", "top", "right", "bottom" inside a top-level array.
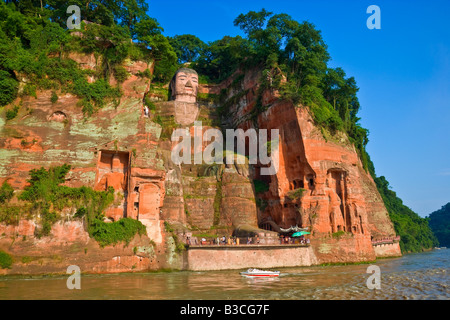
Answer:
[{"left": 0, "top": 249, "right": 448, "bottom": 300}]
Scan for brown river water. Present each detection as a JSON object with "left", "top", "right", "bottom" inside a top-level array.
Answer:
[{"left": 0, "top": 249, "right": 448, "bottom": 300}]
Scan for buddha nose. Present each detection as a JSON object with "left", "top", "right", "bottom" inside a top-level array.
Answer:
[{"left": 185, "top": 80, "right": 193, "bottom": 88}]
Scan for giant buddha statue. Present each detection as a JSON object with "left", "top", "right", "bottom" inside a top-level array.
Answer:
[
  {"left": 169, "top": 67, "right": 200, "bottom": 125},
  {"left": 170, "top": 68, "right": 199, "bottom": 103}
]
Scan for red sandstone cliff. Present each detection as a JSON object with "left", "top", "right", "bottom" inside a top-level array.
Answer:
[
  {"left": 218, "top": 68, "right": 401, "bottom": 262},
  {"left": 0, "top": 54, "right": 401, "bottom": 275}
]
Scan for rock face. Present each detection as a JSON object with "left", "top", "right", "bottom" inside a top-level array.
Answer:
[
  {"left": 0, "top": 54, "right": 400, "bottom": 275},
  {"left": 219, "top": 68, "right": 401, "bottom": 262},
  {"left": 0, "top": 53, "right": 173, "bottom": 274}
]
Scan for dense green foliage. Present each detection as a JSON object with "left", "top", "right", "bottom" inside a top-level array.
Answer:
[
  {"left": 428, "top": 203, "right": 450, "bottom": 247},
  {"left": 0, "top": 181, "right": 22, "bottom": 225},
  {"left": 232, "top": 10, "right": 368, "bottom": 168},
  {"left": 0, "top": 250, "right": 13, "bottom": 269},
  {"left": 193, "top": 35, "right": 251, "bottom": 83},
  {"left": 9, "top": 164, "right": 145, "bottom": 245},
  {"left": 287, "top": 188, "right": 306, "bottom": 200},
  {"left": 88, "top": 217, "right": 147, "bottom": 247},
  {"left": 253, "top": 179, "right": 270, "bottom": 194},
  {"left": 164, "top": 221, "right": 186, "bottom": 253},
  {"left": 5, "top": 105, "right": 19, "bottom": 120},
  {"left": 0, "top": 1, "right": 176, "bottom": 112},
  {"left": 0, "top": 181, "right": 14, "bottom": 203},
  {"left": 0, "top": 70, "right": 18, "bottom": 106},
  {"left": 18, "top": 164, "right": 114, "bottom": 237},
  {"left": 173, "top": 9, "right": 370, "bottom": 169},
  {"left": 168, "top": 34, "right": 206, "bottom": 64},
  {"left": 0, "top": 176, "right": 26, "bottom": 223},
  {"left": 368, "top": 158, "right": 439, "bottom": 253}
]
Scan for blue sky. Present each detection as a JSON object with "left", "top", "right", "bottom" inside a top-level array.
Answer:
[{"left": 147, "top": 0, "right": 450, "bottom": 217}]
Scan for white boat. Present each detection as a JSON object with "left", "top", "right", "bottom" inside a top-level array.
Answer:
[{"left": 240, "top": 268, "right": 281, "bottom": 277}]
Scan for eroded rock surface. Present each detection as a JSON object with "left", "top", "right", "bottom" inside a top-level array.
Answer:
[{"left": 0, "top": 58, "right": 401, "bottom": 275}]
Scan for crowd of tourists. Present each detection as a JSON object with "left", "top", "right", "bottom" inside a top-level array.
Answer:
[{"left": 185, "top": 235, "right": 310, "bottom": 246}]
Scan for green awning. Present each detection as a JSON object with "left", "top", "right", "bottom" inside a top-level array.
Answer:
[{"left": 292, "top": 231, "right": 311, "bottom": 237}]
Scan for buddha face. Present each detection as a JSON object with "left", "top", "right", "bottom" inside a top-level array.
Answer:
[{"left": 171, "top": 69, "right": 198, "bottom": 103}]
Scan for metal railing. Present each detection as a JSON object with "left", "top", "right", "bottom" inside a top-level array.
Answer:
[
  {"left": 185, "top": 236, "right": 311, "bottom": 247},
  {"left": 371, "top": 236, "right": 401, "bottom": 246}
]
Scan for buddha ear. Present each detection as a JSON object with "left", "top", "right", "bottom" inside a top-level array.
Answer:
[{"left": 169, "top": 78, "right": 176, "bottom": 99}]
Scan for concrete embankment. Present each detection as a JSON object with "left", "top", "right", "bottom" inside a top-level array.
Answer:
[{"left": 186, "top": 244, "right": 318, "bottom": 271}]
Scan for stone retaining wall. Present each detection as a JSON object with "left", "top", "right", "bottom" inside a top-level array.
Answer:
[
  {"left": 373, "top": 242, "right": 402, "bottom": 258},
  {"left": 186, "top": 245, "right": 318, "bottom": 271}
]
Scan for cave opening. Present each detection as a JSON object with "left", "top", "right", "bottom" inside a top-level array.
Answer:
[{"left": 95, "top": 150, "right": 130, "bottom": 218}]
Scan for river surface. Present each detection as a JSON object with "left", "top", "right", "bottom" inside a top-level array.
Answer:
[{"left": 0, "top": 249, "right": 448, "bottom": 300}]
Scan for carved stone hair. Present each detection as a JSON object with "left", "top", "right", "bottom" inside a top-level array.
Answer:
[{"left": 170, "top": 68, "right": 198, "bottom": 100}]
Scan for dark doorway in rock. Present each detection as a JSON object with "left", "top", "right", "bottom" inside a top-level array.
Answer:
[{"left": 95, "top": 150, "right": 130, "bottom": 218}]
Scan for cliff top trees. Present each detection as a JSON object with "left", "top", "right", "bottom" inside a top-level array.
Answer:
[
  {"left": 0, "top": 0, "right": 177, "bottom": 106},
  {"left": 190, "top": 9, "right": 367, "bottom": 166},
  {"left": 168, "top": 34, "right": 206, "bottom": 64},
  {"left": 193, "top": 35, "right": 251, "bottom": 83}
]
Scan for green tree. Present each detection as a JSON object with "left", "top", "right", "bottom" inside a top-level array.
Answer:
[
  {"left": 283, "top": 21, "right": 330, "bottom": 92},
  {"left": 0, "top": 250, "right": 13, "bottom": 269},
  {"left": 134, "top": 17, "right": 177, "bottom": 83},
  {"left": 233, "top": 9, "right": 282, "bottom": 63},
  {"left": 428, "top": 203, "right": 450, "bottom": 247},
  {"left": 168, "top": 34, "right": 206, "bottom": 64},
  {"left": 322, "top": 68, "right": 360, "bottom": 122},
  {"left": 193, "top": 35, "right": 251, "bottom": 82},
  {"left": 0, "top": 181, "right": 14, "bottom": 203},
  {"left": 0, "top": 70, "right": 18, "bottom": 106},
  {"left": 0, "top": 1, "right": 169, "bottom": 113}
]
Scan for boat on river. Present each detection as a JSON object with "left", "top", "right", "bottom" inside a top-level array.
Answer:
[{"left": 240, "top": 268, "right": 281, "bottom": 277}]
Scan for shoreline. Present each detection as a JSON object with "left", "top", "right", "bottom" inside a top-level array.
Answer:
[{"left": 0, "top": 254, "right": 410, "bottom": 279}]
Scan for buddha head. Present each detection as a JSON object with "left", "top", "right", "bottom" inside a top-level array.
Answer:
[{"left": 170, "top": 68, "right": 199, "bottom": 103}]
